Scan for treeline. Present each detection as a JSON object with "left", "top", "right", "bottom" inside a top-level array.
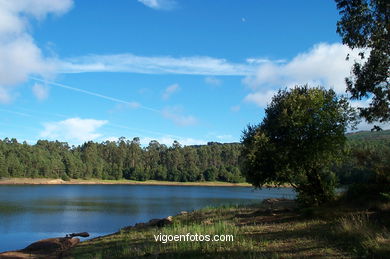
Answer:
[
  {"left": 335, "top": 136, "right": 390, "bottom": 186},
  {"left": 0, "top": 137, "right": 244, "bottom": 183},
  {"left": 0, "top": 131, "right": 388, "bottom": 185}
]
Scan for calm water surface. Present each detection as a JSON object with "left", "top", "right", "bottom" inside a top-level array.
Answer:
[{"left": 0, "top": 185, "right": 295, "bottom": 252}]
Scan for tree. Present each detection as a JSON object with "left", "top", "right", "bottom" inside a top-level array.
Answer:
[
  {"left": 335, "top": 0, "right": 389, "bottom": 125},
  {"left": 0, "top": 151, "right": 7, "bottom": 178},
  {"left": 241, "top": 85, "right": 357, "bottom": 206}
]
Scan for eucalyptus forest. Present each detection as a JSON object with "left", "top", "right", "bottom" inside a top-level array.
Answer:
[
  {"left": 0, "top": 131, "right": 389, "bottom": 186},
  {"left": 0, "top": 138, "right": 244, "bottom": 183}
]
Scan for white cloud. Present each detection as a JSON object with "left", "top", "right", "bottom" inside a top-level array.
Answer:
[
  {"left": 246, "top": 58, "right": 286, "bottom": 64},
  {"left": 244, "top": 43, "right": 363, "bottom": 93},
  {"left": 0, "top": 0, "right": 73, "bottom": 103},
  {"left": 162, "top": 106, "right": 197, "bottom": 126},
  {"left": 137, "top": 0, "right": 177, "bottom": 10},
  {"left": 162, "top": 83, "right": 180, "bottom": 100},
  {"left": 40, "top": 117, "right": 108, "bottom": 143},
  {"left": 244, "top": 90, "right": 277, "bottom": 107},
  {"left": 204, "top": 76, "right": 222, "bottom": 86},
  {"left": 32, "top": 83, "right": 49, "bottom": 100},
  {"left": 58, "top": 54, "right": 255, "bottom": 76},
  {"left": 243, "top": 43, "right": 365, "bottom": 107}
]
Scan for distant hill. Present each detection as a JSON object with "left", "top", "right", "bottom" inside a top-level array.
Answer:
[{"left": 346, "top": 129, "right": 390, "bottom": 142}]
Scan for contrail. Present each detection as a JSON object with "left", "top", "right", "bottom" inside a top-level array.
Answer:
[{"left": 30, "top": 77, "right": 160, "bottom": 113}]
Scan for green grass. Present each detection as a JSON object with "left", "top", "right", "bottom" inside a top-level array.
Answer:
[{"left": 64, "top": 198, "right": 390, "bottom": 258}]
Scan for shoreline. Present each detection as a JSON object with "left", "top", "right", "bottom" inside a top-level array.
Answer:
[
  {"left": 1, "top": 196, "right": 386, "bottom": 257},
  {"left": 0, "top": 178, "right": 261, "bottom": 187},
  {"left": 0, "top": 199, "right": 294, "bottom": 258},
  {"left": 0, "top": 178, "right": 291, "bottom": 188}
]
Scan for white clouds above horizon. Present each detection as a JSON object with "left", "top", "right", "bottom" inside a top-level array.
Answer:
[
  {"left": 137, "top": 0, "right": 177, "bottom": 10},
  {"left": 162, "top": 83, "right": 180, "bottom": 100},
  {"left": 58, "top": 54, "right": 255, "bottom": 76},
  {"left": 40, "top": 117, "right": 107, "bottom": 143},
  {"left": 244, "top": 90, "right": 277, "bottom": 108},
  {"left": 0, "top": 0, "right": 73, "bottom": 103},
  {"left": 245, "top": 57, "right": 286, "bottom": 64},
  {"left": 243, "top": 43, "right": 364, "bottom": 107}
]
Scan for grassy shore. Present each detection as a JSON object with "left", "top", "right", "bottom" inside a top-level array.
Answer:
[
  {"left": 64, "top": 198, "right": 390, "bottom": 258},
  {"left": 0, "top": 178, "right": 291, "bottom": 187}
]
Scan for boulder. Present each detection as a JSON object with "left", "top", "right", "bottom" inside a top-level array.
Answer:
[
  {"left": 22, "top": 237, "right": 80, "bottom": 253},
  {"left": 146, "top": 216, "right": 173, "bottom": 227}
]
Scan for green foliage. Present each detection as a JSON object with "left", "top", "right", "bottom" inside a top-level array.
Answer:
[
  {"left": 0, "top": 137, "right": 244, "bottom": 183},
  {"left": 335, "top": 133, "right": 390, "bottom": 201},
  {"left": 336, "top": 0, "right": 390, "bottom": 124},
  {"left": 203, "top": 167, "right": 218, "bottom": 181},
  {"left": 241, "top": 85, "right": 357, "bottom": 206},
  {"left": 0, "top": 151, "right": 7, "bottom": 178}
]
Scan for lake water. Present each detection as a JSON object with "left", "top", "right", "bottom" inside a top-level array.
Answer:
[{"left": 0, "top": 184, "right": 295, "bottom": 252}]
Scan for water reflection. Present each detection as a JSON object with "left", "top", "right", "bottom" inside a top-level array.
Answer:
[{"left": 0, "top": 185, "right": 295, "bottom": 251}]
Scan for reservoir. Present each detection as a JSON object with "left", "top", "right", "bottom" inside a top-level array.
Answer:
[{"left": 0, "top": 184, "right": 295, "bottom": 252}]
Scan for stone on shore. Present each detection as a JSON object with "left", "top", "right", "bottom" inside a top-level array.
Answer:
[{"left": 0, "top": 237, "right": 80, "bottom": 259}]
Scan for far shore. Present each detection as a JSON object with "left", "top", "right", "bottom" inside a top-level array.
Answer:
[{"left": 0, "top": 178, "right": 290, "bottom": 188}]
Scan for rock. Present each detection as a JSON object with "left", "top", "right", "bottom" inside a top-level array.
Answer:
[
  {"left": 148, "top": 219, "right": 161, "bottom": 226},
  {"left": 146, "top": 216, "right": 174, "bottom": 227},
  {"left": 134, "top": 222, "right": 146, "bottom": 228},
  {"left": 0, "top": 237, "right": 80, "bottom": 259},
  {"left": 179, "top": 211, "right": 188, "bottom": 215},
  {"left": 22, "top": 237, "right": 80, "bottom": 253},
  {"left": 156, "top": 216, "right": 173, "bottom": 227}
]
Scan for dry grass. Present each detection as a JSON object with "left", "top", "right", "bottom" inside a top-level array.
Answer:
[{"left": 64, "top": 199, "right": 390, "bottom": 258}]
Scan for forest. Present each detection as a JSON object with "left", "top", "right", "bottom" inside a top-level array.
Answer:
[
  {"left": 0, "top": 137, "right": 244, "bottom": 183},
  {"left": 0, "top": 130, "right": 389, "bottom": 185}
]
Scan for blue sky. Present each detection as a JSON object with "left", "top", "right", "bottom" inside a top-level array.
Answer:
[{"left": 0, "top": 0, "right": 387, "bottom": 146}]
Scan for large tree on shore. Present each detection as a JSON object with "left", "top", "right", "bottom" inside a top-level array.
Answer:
[
  {"left": 335, "top": 0, "right": 389, "bottom": 125},
  {"left": 241, "top": 86, "right": 357, "bottom": 206}
]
